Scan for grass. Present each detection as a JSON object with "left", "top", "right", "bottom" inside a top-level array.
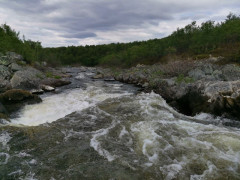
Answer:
[
  {"left": 46, "top": 72, "right": 61, "bottom": 79},
  {"left": 175, "top": 74, "right": 194, "bottom": 84}
]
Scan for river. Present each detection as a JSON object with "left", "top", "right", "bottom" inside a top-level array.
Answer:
[{"left": 0, "top": 67, "right": 240, "bottom": 179}]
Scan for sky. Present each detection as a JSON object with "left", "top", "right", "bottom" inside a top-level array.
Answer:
[{"left": 0, "top": 0, "right": 240, "bottom": 47}]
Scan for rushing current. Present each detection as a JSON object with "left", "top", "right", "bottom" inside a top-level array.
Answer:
[{"left": 0, "top": 67, "right": 240, "bottom": 179}]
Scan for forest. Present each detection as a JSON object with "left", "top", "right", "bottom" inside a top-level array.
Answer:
[{"left": 1, "top": 13, "right": 240, "bottom": 67}]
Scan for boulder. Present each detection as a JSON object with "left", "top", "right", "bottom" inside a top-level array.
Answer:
[
  {"left": 0, "top": 56, "right": 12, "bottom": 66},
  {"left": 0, "top": 89, "right": 40, "bottom": 103},
  {"left": 10, "top": 67, "right": 44, "bottom": 90},
  {"left": 188, "top": 68, "right": 205, "bottom": 80},
  {"left": 222, "top": 64, "right": 240, "bottom": 81},
  {"left": 9, "top": 63, "right": 23, "bottom": 72},
  {"left": 40, "top": 78, "right": 71, "bottom": 87},
  {"left": 0, "top": 89, "right": 42, "bottom": 114},
  {"left": 40, "top": 85, "right": 55, "bottom": 92},
  {"left": 0, "top": 65, "right": 12, "bottom": 80},
  {"left": 92, "top": 74, "right": 103, "bottom": 79},
  {"left": 201, "top": 64, "right": 213, "bottom": 75},
  {"left": 6, "top": 52, "right": 23, "bottom": 61},
  {"left": 0, "top": 77, "right": 11, "bottom": 93}
]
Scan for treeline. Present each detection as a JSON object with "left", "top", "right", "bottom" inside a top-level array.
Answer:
[
  {"left": 0, "top": 24, "right": 41, "bottom": 62},
  {"left": 41, "top": 13, "right": 240, "bottom": 67},
  {"left": 1, "top": 13, "right": 240, "bottom": 67}
]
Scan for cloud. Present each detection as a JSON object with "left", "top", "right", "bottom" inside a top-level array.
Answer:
[{"left": 0, "top": 0, "right": 239, "bottom": 47}]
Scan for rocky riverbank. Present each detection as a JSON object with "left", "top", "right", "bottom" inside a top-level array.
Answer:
[
  {"left": 96, "top": 57, "right": 240, "bottom": 120},
  {"left": 0, "top": 52, "right": 71, "bottom": 121}
]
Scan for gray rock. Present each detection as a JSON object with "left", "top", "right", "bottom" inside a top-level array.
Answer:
[
  {"left": 0, "top": 65, "right": 11, "bottom": 80},
  {"left": 9, "top": 63, "right": 23, "bottom": 72},
  {"left": 10, "top": 67, "right": 44, "bottom": 90},
  {"left": 142, "top": 82, "right": 149, "bottom": 88},
  {"left": 40, "top": 85, "right": 55, "bottom": 92},
  {"left": 0, "top": 77, "right": 11, "bottom": 93},
  {"left": 6, "top": 52, "right": 23, "bottom": 61},
  {"left": 92, "top": 74, "right": 103, "bottom": 79},
  {"left": 188, "top": 68, "right": 205, "bottom": 80},
  {"left": 0, "top": 56, "right": 12, "bottom": 66},
  {"left": 212, "top": 70, "right": 223, "bottom": 80},
  {"left": 201, "top": 64, "right": 213, "bottom": 75},
  {"left": 40, "top": 78, "right": 71, "bottom": 87},
  {"left": 222, "top": 64, "right": 240, "bottom": 81},
  {"left": 31, "top": 89, "right": 44, "bottom": 94}
]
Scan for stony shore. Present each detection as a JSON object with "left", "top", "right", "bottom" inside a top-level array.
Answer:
[
  {"left": 95, "top": 57, "right": 240, "bottom": 120},
  {"left": 1, "top": 52, "right": 240, "bottom": 122},
  {"left": 0, "top": 52, "right": 71, "bottom": 121}
]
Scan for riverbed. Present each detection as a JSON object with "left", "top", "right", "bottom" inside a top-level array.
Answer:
[{"left": 0, "top": 67, "right": 240, "bottom": 179}]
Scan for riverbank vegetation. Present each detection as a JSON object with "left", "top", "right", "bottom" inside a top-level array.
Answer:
[
  {"left": 1, "top": 13, "right": 240, "bottom": 67},
  {"left": 0, "top": 24, "right": 41, "bottom": 62}
]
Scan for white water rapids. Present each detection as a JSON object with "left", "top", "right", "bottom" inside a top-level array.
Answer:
[
  {"left": 10, "top": 81, "right": 132, "bottom": 126},
  {"left": 1, "top": 69, "right": 240, "bottom": 179}
]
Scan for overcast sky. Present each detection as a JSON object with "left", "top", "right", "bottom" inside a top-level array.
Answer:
[{"left": 0, "top": 0, "right": 239, "bottom": 47}]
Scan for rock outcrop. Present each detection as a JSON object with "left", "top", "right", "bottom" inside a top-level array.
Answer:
[
  {"left": 100, "top": 58, "right": 240, "bottom": 120},
  {"left": 0, "top": 52, "right": 72, "bottom": 121},
  {"left": 0, "top": 89, "right": 42, "bottom": 118},
  {"left": 10, "top": 67, "right": 45, "bottom": 90}
]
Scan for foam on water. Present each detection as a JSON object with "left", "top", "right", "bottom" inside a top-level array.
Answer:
[
  {"left": 0, "top": 132, "right": 11, "bottom": 151},
  {"left": 2, "top": 71, "right": 240, "bottom": 179},
  {"left": 10, "top": 82, "right": 133, "bottom": 126},
  {"left": 128, "top": 92, "right": 240, "bottom": 178}
]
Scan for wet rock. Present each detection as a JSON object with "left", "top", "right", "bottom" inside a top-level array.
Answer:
[
  {"left": 10, "top": 67, "right": 44, "bottom": 90},
  {"left": 142, "top": 82, "right": 149, "bottom": 88},
  {"left": 104, "top": 77, "right": 115, "bottom": 81},
  {"left": 0, "top": 89, "right": 42, "bottom": 114},
  {"left": 31, "top": 89, "right": 44, "bottom": 95},
  {"left": 40, "top": 78, "right": 71, "bottom": 87},
  {"left": 92, "top": 74, "right": 103, "bottom": 79},
  {"left": 0, "top": 102, "right": 7, "bottom": 114},
  {"left": 0, "top": 89, "right": 41, "bottom": 103},
  {"left": 40, "top": 85, "right": 55, "bottom": 92}
]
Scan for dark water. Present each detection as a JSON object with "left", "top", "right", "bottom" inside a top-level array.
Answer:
[{"left": 0, "top": 67, "right": 240, "bottom": 179}]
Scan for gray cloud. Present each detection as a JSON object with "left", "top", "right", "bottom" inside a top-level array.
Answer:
[
  {"left": 0, "top": 0, "right": 239, "bottom": 47},
  {"left": 62, "top": 32, "right": 97, "bottom": 39}
]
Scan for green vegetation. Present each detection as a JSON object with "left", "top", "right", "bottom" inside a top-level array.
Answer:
[
  {"left": 45, "top": 72, "right": 61, "bottom": 79},
  {"left": 175, "top": 74, "right": 194, "bottom": 84},
  {"left": 0, "top": 24, "right": 41, "bottom": 62},
  {"left": 1, "top": 13, "right": 240, "bottom": 67},
  {"left": 41, "top": 13, "right": 240, "bottom": 67}
]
